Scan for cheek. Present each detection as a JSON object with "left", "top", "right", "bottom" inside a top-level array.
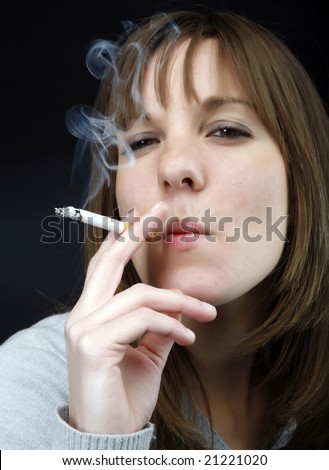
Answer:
[
  {"left": 116, "top": 160, "right": 160, "bottom": 216},
  {"left": 116, "top": 168, "right": 148, "bottom": 215},
  {"left": 223, "top": 149, "right": 288, "bottom": 222},
  {"left": 116, "top": 172, "right": 133, "bottom": 214}
]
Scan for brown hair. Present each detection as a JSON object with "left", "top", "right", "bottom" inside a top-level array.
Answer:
[{"left": 82, "top": 10, "right": 329, "bottom": 449}]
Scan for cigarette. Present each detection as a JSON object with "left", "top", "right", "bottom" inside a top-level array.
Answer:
[{"left": 55, "top": 206, "right": 128, "bottom": 234}]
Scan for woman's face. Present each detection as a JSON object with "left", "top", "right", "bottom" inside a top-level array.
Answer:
[{"left": 116, "top": 39, "right": 288, "bottom": 306}]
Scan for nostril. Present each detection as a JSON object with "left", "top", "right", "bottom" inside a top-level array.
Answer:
[
  {"left": 181, "top": 177, "right": 193, "bottom": 187},
  {"left": 162, "top": 177, "right": 193, "bottom": 189}
]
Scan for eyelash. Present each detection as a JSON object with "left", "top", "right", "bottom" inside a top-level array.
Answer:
[
  {"left": 126, "top": 123, "right": 252, "bottom": 152},
  {"left": 207, "top": 124, "right": 252, "bottom": 140},
  {"left": 128, "top": 137, "right": 159, "bottom": 152}
]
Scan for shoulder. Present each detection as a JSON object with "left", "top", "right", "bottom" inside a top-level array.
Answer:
[
  {"left": 0, "top": 313, "right": 70, "bottom": 449},
  {"left": 0, "top": 313, "right": 68, "bottom": 449},
  {"left": 1, "top": 312, "right": 68, "bottom": 359},
  {"left": 0, "top": 311, "right": 70, "bottom": 390}
]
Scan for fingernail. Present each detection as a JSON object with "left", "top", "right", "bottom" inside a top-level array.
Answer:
[
  {"left": 171, "top": 288, "right": 183, "bottom": 294},
  {"left": 148, "top": 201, "right": 163, "bottom": 213},
  {"left": 185, "top": 328, "right": 195, "bottom": 339},
  {"left": 202, "top": 302, "right": 217, "bottom": 314}
]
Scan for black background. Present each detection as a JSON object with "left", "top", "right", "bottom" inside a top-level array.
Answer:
[{"left": 1, "top": 0, "right": 328, "bottom": 344}]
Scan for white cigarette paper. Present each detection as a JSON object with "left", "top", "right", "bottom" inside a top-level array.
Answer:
[{"left": 55, "top": 206, "right": 127, "bottom": 233}]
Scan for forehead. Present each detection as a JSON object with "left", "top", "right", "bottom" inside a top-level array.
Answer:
[{"left": 141, "top": 38, "right": 247, "bottom": 107}]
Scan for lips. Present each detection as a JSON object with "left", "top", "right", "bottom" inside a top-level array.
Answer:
[
  {"left": 146, "top": 217, "right": 210, "bottom": 245},
  {"left": 162, "top": 218, "right": 210, "bottom": 246},
  {"left": 166, "top": 220, "right": 207, "bottom": 236}
]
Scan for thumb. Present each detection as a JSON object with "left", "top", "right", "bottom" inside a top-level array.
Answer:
[{"left": 137, "top": 332, "right": 177, "bottom": 371}]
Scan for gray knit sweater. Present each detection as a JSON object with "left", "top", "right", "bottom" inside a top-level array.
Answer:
[{"left": 0, "top": 313, "right": 293, "bottom": 449}]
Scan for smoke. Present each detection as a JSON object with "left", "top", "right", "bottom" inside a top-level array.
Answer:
[
  {"left": 65, "top": 104, "right": 135, "bottom": 172},
  {"left": 85, "top": 39, "right": 119, "bottom": 80},
  {"left": 65, "top": 14, "right": 182, "bottom": 207},
  {"left": 65, "top": 38, "right": 136, "bottom": 206}
]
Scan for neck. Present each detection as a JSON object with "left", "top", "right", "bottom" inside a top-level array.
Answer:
[
  {"left": 186, "top": 315, "right": 257, "bottom": 403},
  {"left": 183, "top": 281, "right": 271, "bottom": 406},
  {"left": 182, "top": 284, "right": 272, "bottom": 449}
]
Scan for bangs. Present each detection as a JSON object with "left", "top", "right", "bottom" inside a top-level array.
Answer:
[
  {"left": 112, "top": 35, "right": 213, "bottom": 128},
  {"left": 153, "top": 35, "right": 213, "bottom": 108}
]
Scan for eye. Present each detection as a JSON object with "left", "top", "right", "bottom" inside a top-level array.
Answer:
[
  {"left": 207, "top": 121, "right": 253, "bottom": 141},
  {"left": 128, "top": 136, "right": 159, "bottom": 152}
]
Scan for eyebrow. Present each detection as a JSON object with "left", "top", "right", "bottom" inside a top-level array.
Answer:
[
  {"left": 128, "top": 96, "right": 252, "bottom": 129},
  {"left": 200, "top": 96, "right": 252, "bottom": 111}
]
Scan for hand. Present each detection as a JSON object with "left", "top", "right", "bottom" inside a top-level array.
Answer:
[{"left": 65, "top": 201, "right": 217, "bottom": 435}]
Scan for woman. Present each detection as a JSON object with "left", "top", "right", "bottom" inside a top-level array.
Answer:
[{"left": 1, "top": 9, "right": 329, "bottom": 450}]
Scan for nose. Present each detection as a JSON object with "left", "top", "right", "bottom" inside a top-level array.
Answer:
[{"left": 157, "top": 140, "right": 206, "bottom": 192}]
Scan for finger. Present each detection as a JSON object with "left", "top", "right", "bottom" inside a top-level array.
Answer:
[
  {"left": 78, "top": 201, "right": 169, "bottom": 313},
  {"left": 137, "top": 331, "right": 176, "bottom": 369},
  {"left": 113, "top": 308, "right": 195, "bottom": 347},
  {"left": 72, "top": 308, "right": 195, "bottom": 364},
  {"left": 84, "top": 231, "right": 119, "bottom": 284},
  {"left": 72, "top": 284, "right": 217, "bottom": 326},
  {"left": 85, "top": 207, "right": 141, "bottom": 282}
]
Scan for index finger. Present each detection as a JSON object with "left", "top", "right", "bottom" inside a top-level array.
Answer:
[{"left": 80, "top": 201, "right": 168, "bottom": 309}]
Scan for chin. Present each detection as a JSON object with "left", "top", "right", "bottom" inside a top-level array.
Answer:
[
  {"left": 151, "top": 269, "right": 271, "bottom": 308},
  {"left": 150, "top": 274, "right": 224, "bottom": 305}
]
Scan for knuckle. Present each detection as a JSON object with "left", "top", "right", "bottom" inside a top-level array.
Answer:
[
  {"left": 65, "top": 319, "right": 82, "bottom": 344},
  {"left": 130, "top": 283, "right": 148, "bottom": 295},
  {"left": 170, "top": 289, "right": 185, "bottom": 309},
  {"left": 134, "top": 306, "right": 153, "bottom": 322},
  {"left": 76, "top": 332, "right": 94, "bottom": 355}
]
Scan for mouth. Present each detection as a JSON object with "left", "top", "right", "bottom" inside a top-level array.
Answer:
[
  {"left": 166, "top": 219, "right": 208, "bottom": 237},
  {"left": 160, "top": 219, "right": 212, "bottom": 250},
  {"left": 145, "top": 217, "right": 211, "bottom": 245}
]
